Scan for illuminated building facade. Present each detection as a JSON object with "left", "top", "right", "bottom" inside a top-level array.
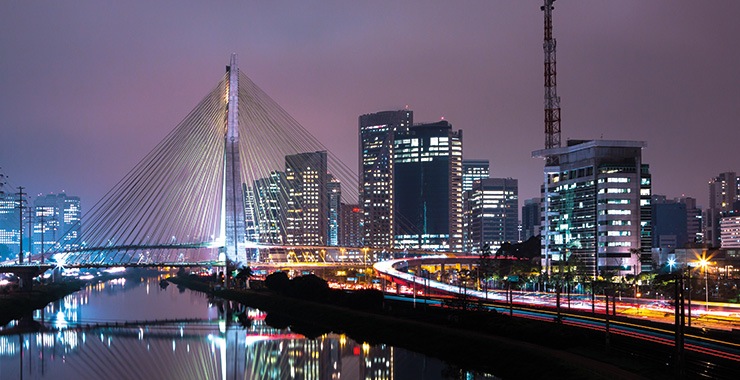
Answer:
[
  {"left": 393, "top": 120, "right": 463, "bottom": 252},
  {"left": 534, "top": 140, "right": 652, "bottom": 277},
  {"left": 720, "top": 208, "right": 740, "bottom": 249},
  {"left": 461, "top": 159, "right": 490, "bottom": 251},
  {"left": 705, "top": 172, "right": 740, "bottom": 247},
  {"left": 243, "top": 183, "right": 260, "bottom": 244},
  {"left": 465, "top": 178, "right": 518, "bottom": 252},
  {"left": 359, "top": 110, "right": 413, "bottom": 248},
  {"left": 32, "top": 193, "right": 81, "bottom": 254},
  {"left": 252, "top": 171, "right": 289, "bottom": 244},
  {"left": 286, "top": 151, "right": 328, "bottom": 246},
  {"left": 328, "top": 175, "right": 341, "bottom": 246},
  {"left": 462, "top": 159, "right": 489, "bottom": 192},
  {"left": 339, "top": 203, "right": 362, "bottom": 247},
  {"left": 0, "top": 193, "right": 21, "bottom": 258}
]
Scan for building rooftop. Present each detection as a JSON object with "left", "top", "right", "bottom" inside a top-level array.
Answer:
[{"left": 532, "top": 139, "right": 647, "bottom": 159}]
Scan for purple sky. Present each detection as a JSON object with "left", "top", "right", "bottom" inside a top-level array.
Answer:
[{"left": 1, "top": 1, "right": 738, "bottom": 211}]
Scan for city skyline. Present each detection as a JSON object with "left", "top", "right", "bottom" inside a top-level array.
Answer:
[{"left": 1, "top": 1, "right": 739, "bottom": 209}]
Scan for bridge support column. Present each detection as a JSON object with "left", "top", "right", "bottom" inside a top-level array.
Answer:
[{"left": 1, "top": 266, "right": 49, "bottom": 292}]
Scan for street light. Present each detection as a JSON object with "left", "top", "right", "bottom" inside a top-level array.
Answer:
[
  {"left": 698, "top": 258, "right": 709, "bottom": 312},
  {"left": 667, "top": 258, "right": 676, "bottom": 273}
]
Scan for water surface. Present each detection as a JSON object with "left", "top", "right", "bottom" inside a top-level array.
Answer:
[{"left": 0, "top": 276, "right": 495, "bottom": 379}]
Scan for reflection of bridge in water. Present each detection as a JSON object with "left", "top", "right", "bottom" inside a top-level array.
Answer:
[{"left": 1, "top": 311, "right": 397, "bottom": 379}]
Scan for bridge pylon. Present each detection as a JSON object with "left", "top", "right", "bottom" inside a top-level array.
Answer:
[{"left": 222, "top": 54, "right": 248, "bottom": 272}]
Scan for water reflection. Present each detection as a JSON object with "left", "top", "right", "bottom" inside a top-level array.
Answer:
[{"left": 0, "top": 276, "right": 496, "bottom": 379}]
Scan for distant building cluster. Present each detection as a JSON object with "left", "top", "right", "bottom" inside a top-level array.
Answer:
[
  {"left": 2, "top": 109, "right": 738, "bottom": 280},
  {"left": 0, "top": 191, "right": 81, "bottom": 261},
  {"left": 237, "top": 108, "right": 519, "bottom": 256},
  {"left": 359, "top": 110, "right": 518, "bottom": 254}
]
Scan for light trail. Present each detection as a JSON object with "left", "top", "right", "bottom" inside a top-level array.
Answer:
[{"left": 374, "top": 256, "right": 740, "bottom": 364}]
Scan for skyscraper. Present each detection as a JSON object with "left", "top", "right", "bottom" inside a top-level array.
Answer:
[
  {"left": 651, "top": 195, "right": 688, "bottom": 252},
  {"left": 465, "top": 178, "right": 518, "bottom": 253},
  {"left": 462, "top": 159, "right": 490, "bottom": 192},
  {"left": 521, "top": 198, "right": 542, "bottom": 241},
  {"left": 32, "top": 193, "right": 81, "bottom": 254},
  {"left": 393, "top": 120, "right": 463, "bottom": 252},
  {"left": 720, "top": 206, "right": 740, "bottom": 249},
  {"left": 285, "top": 151, "right": 328, "bottom": 246},
  {"left": 705, "top": 172, "right": 740, "bottom": 247},
  {"left": 534, "top": 140, "right": 652, "bottom": 277},
  {"left": 358, "top": 110, "right": 413, "bottom": 248},
  {"left": 339, "top": 203, "right": 362, "bottom": 247},
  {"left": 0, "top": 192, "right": 21, "bottom": 259},
  {"left": 327, "top": 174, "right": 341, "bottom": 246},
  {"left": 252, "top": 171, "right": 289, "bottom": 245}
]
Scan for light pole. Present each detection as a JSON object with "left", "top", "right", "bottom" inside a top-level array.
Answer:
[{"left": 699, "top": 258, "right": 709, "bottom": 312}]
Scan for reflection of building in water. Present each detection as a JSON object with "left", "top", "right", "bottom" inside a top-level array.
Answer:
[
  {"left": 3, "top": 298, "right": 398, "bottom": 380},
  {"left": 228, "top": 326, "right": 393, "bottom": 380},
  {"left": 229, "top": 324, "right": 341, "bottom": 379},
  {"left": 354, "top": 341, "right": 393, "bottom": 380}
]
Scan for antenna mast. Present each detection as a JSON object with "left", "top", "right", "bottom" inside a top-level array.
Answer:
[{"left": 542, "top": 0, "right": 561, "bottom": 165}]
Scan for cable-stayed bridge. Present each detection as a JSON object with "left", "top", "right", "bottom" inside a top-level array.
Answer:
[{"left": 3, "top": 54, "right": 417, "bottom": 274}]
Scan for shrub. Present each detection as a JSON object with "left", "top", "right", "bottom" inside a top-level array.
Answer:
[
  {"left": 265, "top": 271, "right": 290, "bottom": 293},
  {"left": 288, "top": 274, "right": 330, "bottom": 301}
]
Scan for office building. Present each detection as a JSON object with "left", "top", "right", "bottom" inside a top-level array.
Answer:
[
  {"left": 521, "top": 198, "right": 542, "bottom": 241},
  {"left": 32, "top": 193, "right": 81, "bottom": 254},
  {"left": 0, "top": 193, "right": 21, "bottom": 258},
  {"left": 285, "top": 151, "right": 328, "bottom": 246},
  {"left": 327, "top": 174, "right": 341, "bottom": 246},
  {"left": 705, "top": 172, "right": 740, "bottom": 247},
  {"left": 252, "top": 171, "right": 290, "bottom": 245},
  {"left": 679, "top": 196, "right": 703, "bottom": 244},
  {"left": 462, "top": 159, "right": 490, "bottom": 192},
  {"left": 393, "top": 120, "right": 463, "bottom": 251},
  {"left": 651, "top": 195, "right": 688, "bottom": 252},
  {"left": 534, "top": 140, "right": 652, "bottom": 277},
  {"left": 339, "top": 203, "right": 362, "bottom": 247},
  {"left": 465, "top": 178, "right": 518, "bottom": 253},
  {"left": 720, "top": 205, "right": 740, "bottom": 249},
  {"left": 243, "top": 183, "right": 259, "bottom": 244},
  {"left": 359, "top": 110, "right": 413, "bottom": 248}
]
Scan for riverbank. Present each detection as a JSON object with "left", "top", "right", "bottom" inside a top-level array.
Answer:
[
  {"left": 0, "top": 269, "right": 162, "bottom": 328},
  {"left": 170, "top": 275, "right": 666, "bottom": 380},
  {"left": 0, "top": 280, "right": 85, "bottom": 326}
]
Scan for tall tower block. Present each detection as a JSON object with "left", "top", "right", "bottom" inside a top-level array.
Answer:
[{"left": 223, "top": 54, "right": 247, "bottom": 264}]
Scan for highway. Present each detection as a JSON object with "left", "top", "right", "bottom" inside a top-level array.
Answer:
[{"left": 374, "top": 256, "right": 740, "bottom": 376}]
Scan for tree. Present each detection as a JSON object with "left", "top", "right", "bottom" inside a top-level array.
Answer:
[
  {"left": 289, "top": 274, "right": 330, "bottom": 301},
  {"left": 235, "top": 265, "right": 253, "bottom": 289},
  {"left": 477, "top": 244, "right": 494, "bottom": 296},
  {"left": 265, "top": 271, "right": 290, "bottom": 293}
]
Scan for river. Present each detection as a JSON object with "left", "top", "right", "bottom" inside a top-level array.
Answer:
[{"left": 0, "top": 275, "right": 496, "bottom": 379}]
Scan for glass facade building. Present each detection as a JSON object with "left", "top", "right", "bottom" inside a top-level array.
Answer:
[
  {"left": 534, "top": 140, "right": 652, "bottom": 277},
  {"left": 521, "top": 197, "right": 542, "bottom": 241},
  {"left": 358, "top": 110, "right": 413, "bottom": 248},
  {"left": 393, "top": 120, "right": 462, "bottom": 252},
  {"left": 32, "top": 193, "right": 81, "bottom": 254},
  {"left": 327, "top": 174, "right": 341, "bottom": 246},
  {"left": 706, "top": 172, "right": 740, "bottom": 247},
  {"left": 462, "top": 159, "right": 489, "bottom": 192},
  {"left": 285, "top": 151, "right": 328, "bottom": 246},
  {"left": 464, "top": 178, "right": 518, "bottom": 253}
]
